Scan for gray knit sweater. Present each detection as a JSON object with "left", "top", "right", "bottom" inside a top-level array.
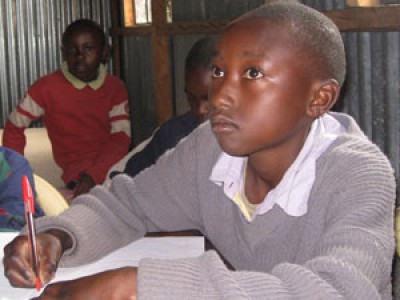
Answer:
[{"left": 34, "top": 112, "right": 396, "bottom": 299}]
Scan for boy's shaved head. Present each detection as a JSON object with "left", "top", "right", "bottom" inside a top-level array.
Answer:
[
  {"left": 232, "top": 2, "right": 346, "bottom": 86},
  {"left": 185, "top": 36, "right": 217, "bottom": 74},
  {"left": 62, "top": 19, "right": 106, "bottom": 49}
]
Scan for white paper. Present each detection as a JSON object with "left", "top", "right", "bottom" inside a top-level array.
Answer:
[{"left": 0, "top": 232, "right": 204, "bottom": 300}]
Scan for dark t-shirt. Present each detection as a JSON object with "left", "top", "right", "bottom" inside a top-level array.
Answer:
[{"left": 111, "top": 111, "right": 198, "bottom": 178}]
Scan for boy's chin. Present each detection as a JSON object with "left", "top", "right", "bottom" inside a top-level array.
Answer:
[
  {"left": 70, "top": 70, "right": 96, "bottom": 82},
  {"left": 217, "top": 142, "right": 248, "bottom": 157}
]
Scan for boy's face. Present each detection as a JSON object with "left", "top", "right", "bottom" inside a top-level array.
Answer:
[
  {"left": 62, "top": 29, "right": 105, "bottom": 82},
  {"left": 185, "top": 66, "right": 212, "bottom": 124},
  {"left": 210, "top": 19, "right": 317, "bottom": 157}
]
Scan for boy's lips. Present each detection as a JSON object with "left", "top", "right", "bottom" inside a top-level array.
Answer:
[
  {"left": 210, "top": 115, "right": 238, "bottom": 133},
  {"left": 74, "top": 65, "right": 87, "bottom": 73}
]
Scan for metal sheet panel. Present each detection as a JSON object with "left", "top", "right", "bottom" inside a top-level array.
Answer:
[
  {"left": 338, "top": 24, "right": 400, "bottom": 184},
  {"left": 122, "top": 35, "right": 157, "bottom": 144}
]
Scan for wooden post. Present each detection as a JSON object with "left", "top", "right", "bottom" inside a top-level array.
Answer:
[{"left": 151, "top": 0, "right": 173, "bottom": 125}]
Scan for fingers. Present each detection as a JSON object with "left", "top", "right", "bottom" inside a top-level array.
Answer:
[
  {"left": 37, "top": 234, "right": 63, "bottom": 284},
  {"left": 73, "top": 174, "right": 95, "bottom": 197},
  {"left": 38, "top": 232, "right": 66, "bottom": 285},
  {"left": 4, "top": 233, "right": 63, "bottom": 288},
  {"left": 4, "top": 236, "right": 36, "bottom": 288},
  {"left": 38, "top": 257, "right": 58, "bottom": 285}
]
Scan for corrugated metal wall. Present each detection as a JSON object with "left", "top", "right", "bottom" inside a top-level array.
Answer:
[
  {"left": 0, "top": 0, "right": 112, "bottom": 126},
  {"left": 122, "top": 35, "right": 158, "bottom": 143}
]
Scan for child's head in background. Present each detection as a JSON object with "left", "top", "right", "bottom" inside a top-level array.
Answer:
[
  {"left": 184, "top": 36, "right": 217, "bottom": 124},
  {"left": 209, "top": 2, "right": 346, "bottom": 161},
  {"left": 62, "top": 19, "right": 108, "bottom": 82}
]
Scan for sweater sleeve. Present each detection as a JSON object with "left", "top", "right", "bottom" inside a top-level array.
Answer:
[
  {"left": 2, "top": 121, "right": 27, "bottom": 155},
  {"left": 138, "top": 250, "right": 349, "bottom": 299},
  {"left": 3, "top": 76, "right": 48, "bottom": 154},
  {"left": 2, "top": 91, "right": 45, "bottom": 154},
  {"left": 85, "top": 80, "right": 131, "bottom": 184}
]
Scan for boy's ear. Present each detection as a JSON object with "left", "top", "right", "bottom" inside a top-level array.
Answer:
[
  {"left": 307, "top": 79, "right": 340, "bottom": 118},
  {"left": 61, "top": 46, "right": 66, "bottom": 60}
]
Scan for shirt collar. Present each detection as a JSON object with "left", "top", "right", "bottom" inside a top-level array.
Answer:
[
  {"left": 61, "top": 62, "right": 107, "bottom": 90},
  {"left": 209, "top": 113, "right": 345, "bottom": 218}
]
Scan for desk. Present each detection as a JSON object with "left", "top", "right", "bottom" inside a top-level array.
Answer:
[{"left": 0, "top": 232, "right": 204, "bottom": 300}]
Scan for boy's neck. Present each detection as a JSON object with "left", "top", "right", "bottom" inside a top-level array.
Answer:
[
  {"left": 244, "top": 156, "right": 288, "bottom": 204},
  {"left": 244, "top": 125, "right": 312, "bottom": 204}
]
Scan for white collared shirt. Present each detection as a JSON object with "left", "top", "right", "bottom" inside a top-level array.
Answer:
[
  {"left": 209, "top": 114, "right": 345, "bottom": 221},
  {"left": 60, "top": 62, "right": 107, "bottom": 90}
]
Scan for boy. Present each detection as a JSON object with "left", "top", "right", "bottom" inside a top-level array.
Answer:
[
  {"left": 0, "top": 146, "right": 43, "bottom": 230},
  {"left": 3, "top": 2, "right": 395, "bottom": 299},
  {"left": 2, "top": 19, "right": 131, "bottom": 201},
  {"left": 106, "top": 36, "right": 216, "bottom": 181}
]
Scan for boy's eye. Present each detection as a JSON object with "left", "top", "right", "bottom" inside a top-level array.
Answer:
[
  {"left": 64, "top": 46, "right": 95, "bottom": 56},
  {"left": 83, "top": 46, "right": 95, "bottom": 55},
  {"left": 211, "top": 66, "right": 224, "bottom": 78},
  {"left": 65, "top": 47, "right": 77, "bottom": 56},
  {"left": 244, "top": 68, "right": 263, "bottom": 80}
]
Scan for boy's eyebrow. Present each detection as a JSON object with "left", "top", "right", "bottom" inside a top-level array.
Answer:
[
  {"left": 64, "top": 42, "right": 96, "bottom": 47},
  {"left": 210, "top": 50, "right": 219, "bottom": 59},
  {"left": 241, "top": 50, "right": 267, "bottom": 58},
  {"left": 211, "top": 50, "right": 266, "bottom": 59}
]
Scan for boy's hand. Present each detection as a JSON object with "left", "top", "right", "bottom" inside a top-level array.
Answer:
[
  {"left": 31, "top": 267, "right": 137, "bottom": 300},
  {"left": 73, "top": 173, "right": 96, "bottom": 198},
  {"left": 3, "top": 230, "right": 71, "bottom": 288}
]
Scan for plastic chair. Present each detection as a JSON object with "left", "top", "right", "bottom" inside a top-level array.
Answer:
[{"left": 34, "top": 174, "right": 69, "bottom": 216}]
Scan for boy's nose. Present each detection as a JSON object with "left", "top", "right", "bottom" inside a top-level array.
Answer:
[
  {"left": 76, "top": 49, "right": 86, "bottom": 59},
  {"left": 210, "top": 79, "right": 235, "bottom": 111}
]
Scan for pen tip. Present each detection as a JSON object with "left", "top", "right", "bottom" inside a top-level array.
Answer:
[{"left": 35, "top": 277, "right": 41, "bottom": 291}]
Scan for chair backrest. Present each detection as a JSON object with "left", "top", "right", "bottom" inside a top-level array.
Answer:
[
  {"left": 34, "top": 174, "right": 68, "bottom": 216},
  {"left": 0, "top": 128, "right": 64, "bottom": 188}
]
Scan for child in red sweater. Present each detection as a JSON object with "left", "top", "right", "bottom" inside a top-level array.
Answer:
[{"left": 2, "top": 19, "right": 131, "bottom": 202}]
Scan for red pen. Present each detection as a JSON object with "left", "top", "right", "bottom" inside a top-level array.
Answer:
[{"left": 22, "top": 175, "right": 41, "bottom": 291}]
